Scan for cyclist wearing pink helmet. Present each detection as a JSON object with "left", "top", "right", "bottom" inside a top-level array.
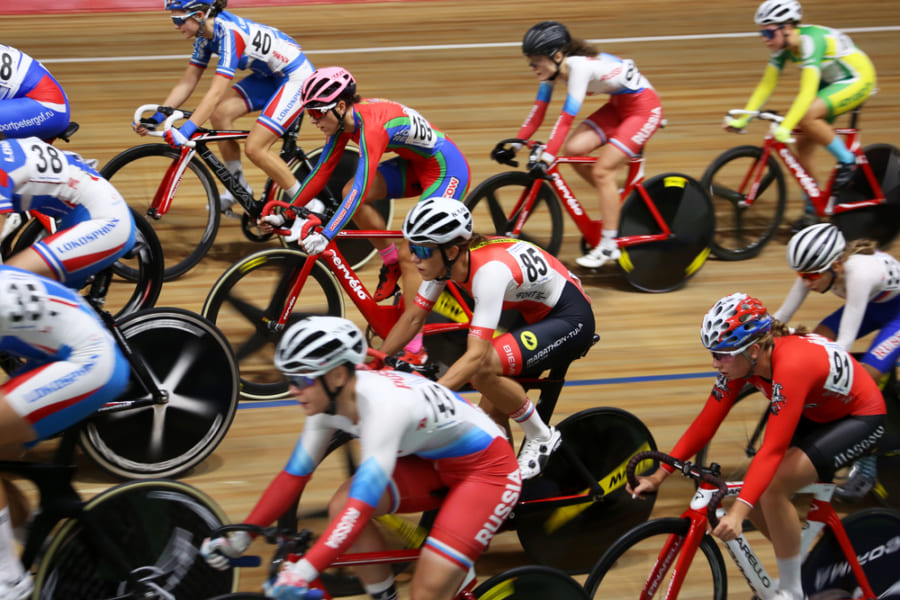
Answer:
[
  {"left": 265, "top": 66, "right": 471, "bottom": 361},
  {"left": 725, "top": 0, "right": 876, "bottom": 229},
  {"left": 630, "top": 292, "right": 885, "bottom": 600},
  {"left": 136, "top": 0, "right": 315, "bottom": 211}
]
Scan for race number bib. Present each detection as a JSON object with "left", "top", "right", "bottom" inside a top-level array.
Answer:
[
  {"left": 807, "top": 335, "right": 853, "bottom": 396},
  {"left": 24, "top": 142, "right": 69, "bottom": 184},
  {"left": 507, "top": 242, "right": 550, "bottom": 284},
  {"left": 399, "top": 107, "right": 437, "bottom": 151}
]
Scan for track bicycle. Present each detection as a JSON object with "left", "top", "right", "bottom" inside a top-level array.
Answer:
[
  {"left": 702, "top": 106, "right": 900, "bottom": 260},
  {"left": 100, "top": 105, "right": 392, "bottom": 281},
  {"left": 467, "top": 138, "right": 714, "bottom": 292},
  {"left": 4, "top": 421, "right": 238, "bottom": 598},
  {"left": 584, "top": 450, "right": 900, "bottom": 599},
  {"left": 206, "top": 524, "right": 590, "bottom": 600}
]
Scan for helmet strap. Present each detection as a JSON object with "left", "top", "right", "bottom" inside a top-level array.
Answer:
[
  {"left": 821, "top": 267, "right": 837, "bottom": 293},
  {"left": 436, "top": 246, "right": 463, "bottom": 281},
  {"left": 548, "top": 51, "right": 564, "bottom": 80},
  {"left": 320, "top": 369, "right": 345, "bottom": 416},
  {"left": 332, "top": 103, "right": 349, "bottom": 135},
  {"left": 194, "top": 7, "right": 213, "bottom": 38}
]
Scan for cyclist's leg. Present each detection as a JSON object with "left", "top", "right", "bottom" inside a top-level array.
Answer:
[{"left": 210, "top": 85, "right": 253, "bottom": 165}]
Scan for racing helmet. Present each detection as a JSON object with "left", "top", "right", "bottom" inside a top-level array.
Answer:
[
  {"left": 402, "top": 197, "right": 473, "bottom": 247},
  {"left": 300, "top": 67, "right": 357, "bottom": 110},
  {"left": 786, "top": 223, "right": 846, "bottom": 273},
  {"left": 275, "top": 316, "right": 367, "bottom": 377},
  {"left": 522, "top": 21, "right": 572, "bottom": 57},
  {"left": 754, "top": 0, "right": 802, "bottom": 25},
  {"left": 701, "top": 292, "right": 772, "bottom": 354}
]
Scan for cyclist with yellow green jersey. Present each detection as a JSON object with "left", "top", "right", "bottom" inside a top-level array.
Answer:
[{"left": 726, "top": 0, "right": 876, "bottom": 228}]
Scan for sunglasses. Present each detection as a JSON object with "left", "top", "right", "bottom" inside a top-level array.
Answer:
[
  {"left": 306, "top": 105, "right": 335, "bottom": 119},
  {"left": 409, "top": 243, "right": 435, "bottom": 260},
  {"left": 171, "top": 10, "right": 203, "bottom": 26},
  {"left": 799, "top": 270, "right": 826, "bottom": 281},
  {"left": 287, "top": 375, "right": 316, "bottom": 390},
  {"left": 710, "top": 351, "right": 738, "bottom": 362},
  {"left": 760, "top": 25, "right": 784, "bottom": 40}
]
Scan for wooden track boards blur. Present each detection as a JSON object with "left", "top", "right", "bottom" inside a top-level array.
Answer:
[{"left": 5, "top": 1, "right": 900, "bottom": 595}]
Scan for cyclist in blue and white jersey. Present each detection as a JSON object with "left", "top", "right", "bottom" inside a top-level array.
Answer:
[
  {"left": 0, "top": 136, "right": 135, "bottom": 288},
  {"left": 0, "top": 44, "right": 70, "bottom": 142},
  {"left": 0, "top": 266, "right": 130, "bottom": 599},
  {"left": 135, "top": 0, "right": 315, "bottom": 210}
]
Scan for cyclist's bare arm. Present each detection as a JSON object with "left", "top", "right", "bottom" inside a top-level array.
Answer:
[
  {"left": 380, "top": 302, "right": 429, "bottom": 356},
  {"left": 133, "top": 64, "right": 203, "bottom": 135}
]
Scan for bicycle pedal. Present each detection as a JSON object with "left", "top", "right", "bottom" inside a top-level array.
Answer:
[{"left": 222, "top": 208, "right": 241, "bottom": 220}]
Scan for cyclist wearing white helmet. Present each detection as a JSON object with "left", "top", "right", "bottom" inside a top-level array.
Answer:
[
  {"left": 200, "top": 316, "right": 519, "bottom": 600},
  {"left": 0, "top": 44, "right": 70, "bottom": 141},
  {"left": 726, "top": 0, "right": 876, "bottom": 228},
  {"left": 630, "top": 292, "right": 885, "bottom": 600},
  {"left": 262, "top": 66, "right": 471, "bottom": 362},
  {"left": 0, "top": 266, "right": 129, "bottom": 599},
  {"left": 135, "top": 0, "right": 315, "bottom": 211},
  {"left": 502, "top": 21, "right": 663, "bottom": 269},
  {"left": 380, "top": 198, "right": 596, "bottom": 479}
]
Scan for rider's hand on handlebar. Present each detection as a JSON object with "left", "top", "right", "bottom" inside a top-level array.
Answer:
[
  {"left": 164, "top": 120, "right": 198, "bottom": 148},
  {"left": 300, "top": 231, "right": 328, "bottom": 253},
  {"left": 200, "top": 531, "right": 252, "bottom": 571},
  {"left": 528, "top": 159, "right": 551, "bottom": 180},
  {"left": 724, "top": 115, "right": 750, "bottom": 132},
  {"left": 772, "top": 124, "right": 793, "bottom": 143},
  {"left": 132, "top": 111, "right": 166, "bottom": 136},
  {"left": 491, "top": 145, "right": 518, "bottom": 166}
]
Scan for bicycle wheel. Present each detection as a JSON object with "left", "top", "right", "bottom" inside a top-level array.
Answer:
[
  {"left": 803, "top": 508, "right": 900, "bottom": 599},
  {"left": 101, "top": 142, "right": 220, "bottom": 281},
  {"left": 10, "top": 208, "right": 163, "bottom": 319},
  {"left": 514, "top": 407, "right": 657, "bottom": 573},
  {"left": 701, "top": 144, "right": 787, "bottom": 260},
  {"left": 464, "top": 171, "right": 564, "bottom": 255},
  {"left": 617, "top": 173, "right": 713, "bottom": 293},
  {"left": 79, "top": 308, "right": 238, "bottom": 479},
  {"left": 203, "top": 248, "right": 344, "bottom": 401},
  {"left": 583, "top": 517, "right": 728, "bottom": 600},
  {"left": 472, "top": 565, "right": 589, "bottom": 599},
  {"left": 831, "top": 143, "right": 900, "bottom": 247},
  {"left": 694, "top": 384, "right": 768, "bottom": 482},
  {"left": 34, "top": 480, "right": 237, "bottom": 599}
]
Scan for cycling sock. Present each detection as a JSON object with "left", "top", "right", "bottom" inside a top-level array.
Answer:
[
  {"left": 365, "top": 575, "right": 398, "bottom": 600},
  {"left": 801, "top": 192, "right": 816, "bottom": 215},
  {"left": 510, "top": 399, "right": 551, "bottom": 440},
  {"left": 404, "top": 333, "right": 423, "bottom": 354},
  {"left": 601, "top": 229, "right": 618, "bottom": 248},
  {"left": 225, "top": 159, "right": 249, "bottom": 188},
  {"left": 379, "top": 243, "right": 399, "bottom": 265},
  {"left": 775, "top": 554, "right": 803, "bottom": 599},
  {"left": 285, "top": 181, "right": 301, "bottom": 198},
  {"left": 825, "top": 137, "right": 855, "bottom": 165},
  {"left": 0, "top": 508, "right": 24, "bottom": 582}
]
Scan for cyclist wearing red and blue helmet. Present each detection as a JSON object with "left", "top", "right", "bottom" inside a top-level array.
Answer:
[
  {"left": 629, "top": 292, "right": 884, "bottom": 600},
  {"left": 136, "top": 0, "right": 314, "bottom": 211},
  {"left": 0, "top": 44, "right": 70, "bottom": 142}
]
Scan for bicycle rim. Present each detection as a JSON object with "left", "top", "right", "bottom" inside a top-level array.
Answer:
[
  {"left": 473, "top": 565, "right": 589, "bottom": 599},
  {"left": 100, "top": 143, "right": 220, "bottom": 281},
  {"left": 584, "top": 517, "right": 728, "bottom": 600},
  {"left": 464, "top": 171, "right": 563, "bottom": 255},
  {"left": 515, "top": 407, "right": 657, "bottom": 572},
  {"left": 618, "top": 173, "right": 713, "bottom": 292},
  {"left": 79, "top": 308, "right": 239, "bottom": 478},
  {"left": 701, "top": 145, "right": 786, "bottom": 260},
  {"left": 203, "top": 248, "right": 345, "bottom": 401},
  {"left": 34, "top": 480, "right": 236, "bottom": 599}
]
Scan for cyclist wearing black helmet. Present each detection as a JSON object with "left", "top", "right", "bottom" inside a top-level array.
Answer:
[{"left": 505, "top": 21, "right": 663, "bottom": 269}]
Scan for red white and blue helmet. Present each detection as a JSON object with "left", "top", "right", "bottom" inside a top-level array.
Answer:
[
  {"left": 701, "top": 293, "right": 772, "bottom": 354},
  {"left": 164, "top": 0, "right": 214, "bottom": 10}
]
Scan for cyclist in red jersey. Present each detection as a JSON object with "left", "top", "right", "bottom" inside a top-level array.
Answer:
[
  {"left": 260, "top": 67, "right": 471, "bottom": 360},
  {"left": 379, "top": 198, "right": 596, "bottom": 479},
  {"left": 629, "top": 293, "right": 885, "bottom": 600}
]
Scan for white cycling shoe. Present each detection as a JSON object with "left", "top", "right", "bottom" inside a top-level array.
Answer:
[
  {"left": 0, "top": 573, "right": 33, "bottom": 600},
  {"left": 575, "top": 243, "right": 621, "bottom": 269},
  {"left": 517, "top": 427, "right": 562, "bottom": 480}
]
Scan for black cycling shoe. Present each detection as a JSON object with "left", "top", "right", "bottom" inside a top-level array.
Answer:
[{"left": 832, "top": 161, "right": 858, "bottom": 191}]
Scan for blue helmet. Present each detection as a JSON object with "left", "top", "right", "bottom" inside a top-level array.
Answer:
[
  {"left": 701, "top": 293, "right": 772, "bottom": 354},
  {"left": 164, "top": 0, "right": 215, "bottom": 11}
]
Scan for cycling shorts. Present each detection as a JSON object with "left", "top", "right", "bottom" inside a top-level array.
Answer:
[
  {"left": 32, "top": 178, "right": 136, "bottom": 288},
  {"left": 388, "top": 437, "right": 520, "bottom": 570},
  {"left": 234, "top": 62, "right": 315, "bottom": 136},
  {"left": 819, "top": 295, "right": 900, "bottom": 375},
  {"left": 377, "top": 138, "right": 470, "bottom": 202},
  {"left": 792, "top": 413, "right": 885, "bottom": 481},
  {"left": 583, "top": 87, "right": 663, "bottom": 158},
  {"left": 819, "top": 59, "right": 876, "bottom": 121},
  {"left": 3, "top": 335, "right": 130, "bottom": 443},
  {"left": 0, "top": 68, "right": 70, "bottom": 141},
  {"left": 490, "top": 281, "right": 596, "bottom": 377}
]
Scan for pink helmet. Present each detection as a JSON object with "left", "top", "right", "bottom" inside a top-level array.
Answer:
[{"left": 300, "top": 67, "right": 357, "bottom": 109}]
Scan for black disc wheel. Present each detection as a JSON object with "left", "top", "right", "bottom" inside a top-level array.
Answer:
[
  {"left": 473, "top": 565, "right": 590, "bottom": 599},
  {"left": 831, "top": 143, "right": 900, "bottom": 247}
]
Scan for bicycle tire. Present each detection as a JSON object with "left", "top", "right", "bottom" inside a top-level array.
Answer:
[
  {"left": 617, "top": 172, "right": 713, "bottom": 293},
  {"left": 203, "top": 248, "right": 345, "bottom": 401},
  {"left": 464, "top": 171, "right": 564, "bottom": 255},
  {"left": 583, "top": 516, "right": 728, "bottom": 600},
  {"left": 10, "top": 208, "right": 163, "bottom": 319},
  {"left": 282, "top": 145, "right": 394, "bottom": 271},
  {"left": 33, "top": 479, "right": 237, "bottom": 599},
  {"left": 701, "top": 144, "right": 787, "bottom": 261},
  {"left": 831, "top": 143, "right": 900, "bottom": 247},
  {"left": 100, "top": 142, "right": 220, "bottom": 281},
  {"left": 802, "top": 507, "right": 900, "bottom": 599},
  {"left": 472, "top": 565, "right": 589, "bottom": 599},
  {"left": 514, "top": 407, "right": 657, "bottom": 573},
  {"left": 78, "top": 307, "right": 239, "bottom": 479}
]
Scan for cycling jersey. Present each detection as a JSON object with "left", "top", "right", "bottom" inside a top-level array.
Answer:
[
  {"left": 242, "top": 369, "right": 519, "bottom": 578},
  {"left": 0, "top": 45, "right": 70, "bottom": 140},
  {"left": 517, "top": 53, "right": 662, "bottom": 158},
  {"left": 0, "top": 137, "right": 135, "bottom": 287},
  {"left": 189, "top": 11, "right": 314, "bottom": 135},
  {"left": 0, "top": 266, "right": 129, "bottom": 441},
  {"left": 742, "top": 25, "right": 875, "bottom": 129},
  {"left": 291, "top": 98, "right": 470, "bottom": 240},
  {"left": 668, "top": 334, "right": 884, "bottom": 507},
  {"left": 775, "top": 251, "right": 900, "bottom": 373}
]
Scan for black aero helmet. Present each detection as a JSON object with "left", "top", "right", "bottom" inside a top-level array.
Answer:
[{"left": 522, "top": 21, "right": 571, "bottom": 58}]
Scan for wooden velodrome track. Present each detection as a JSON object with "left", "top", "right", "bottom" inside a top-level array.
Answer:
[{"left": 5, "top": 0, "right": 900, "bottom": 596}]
